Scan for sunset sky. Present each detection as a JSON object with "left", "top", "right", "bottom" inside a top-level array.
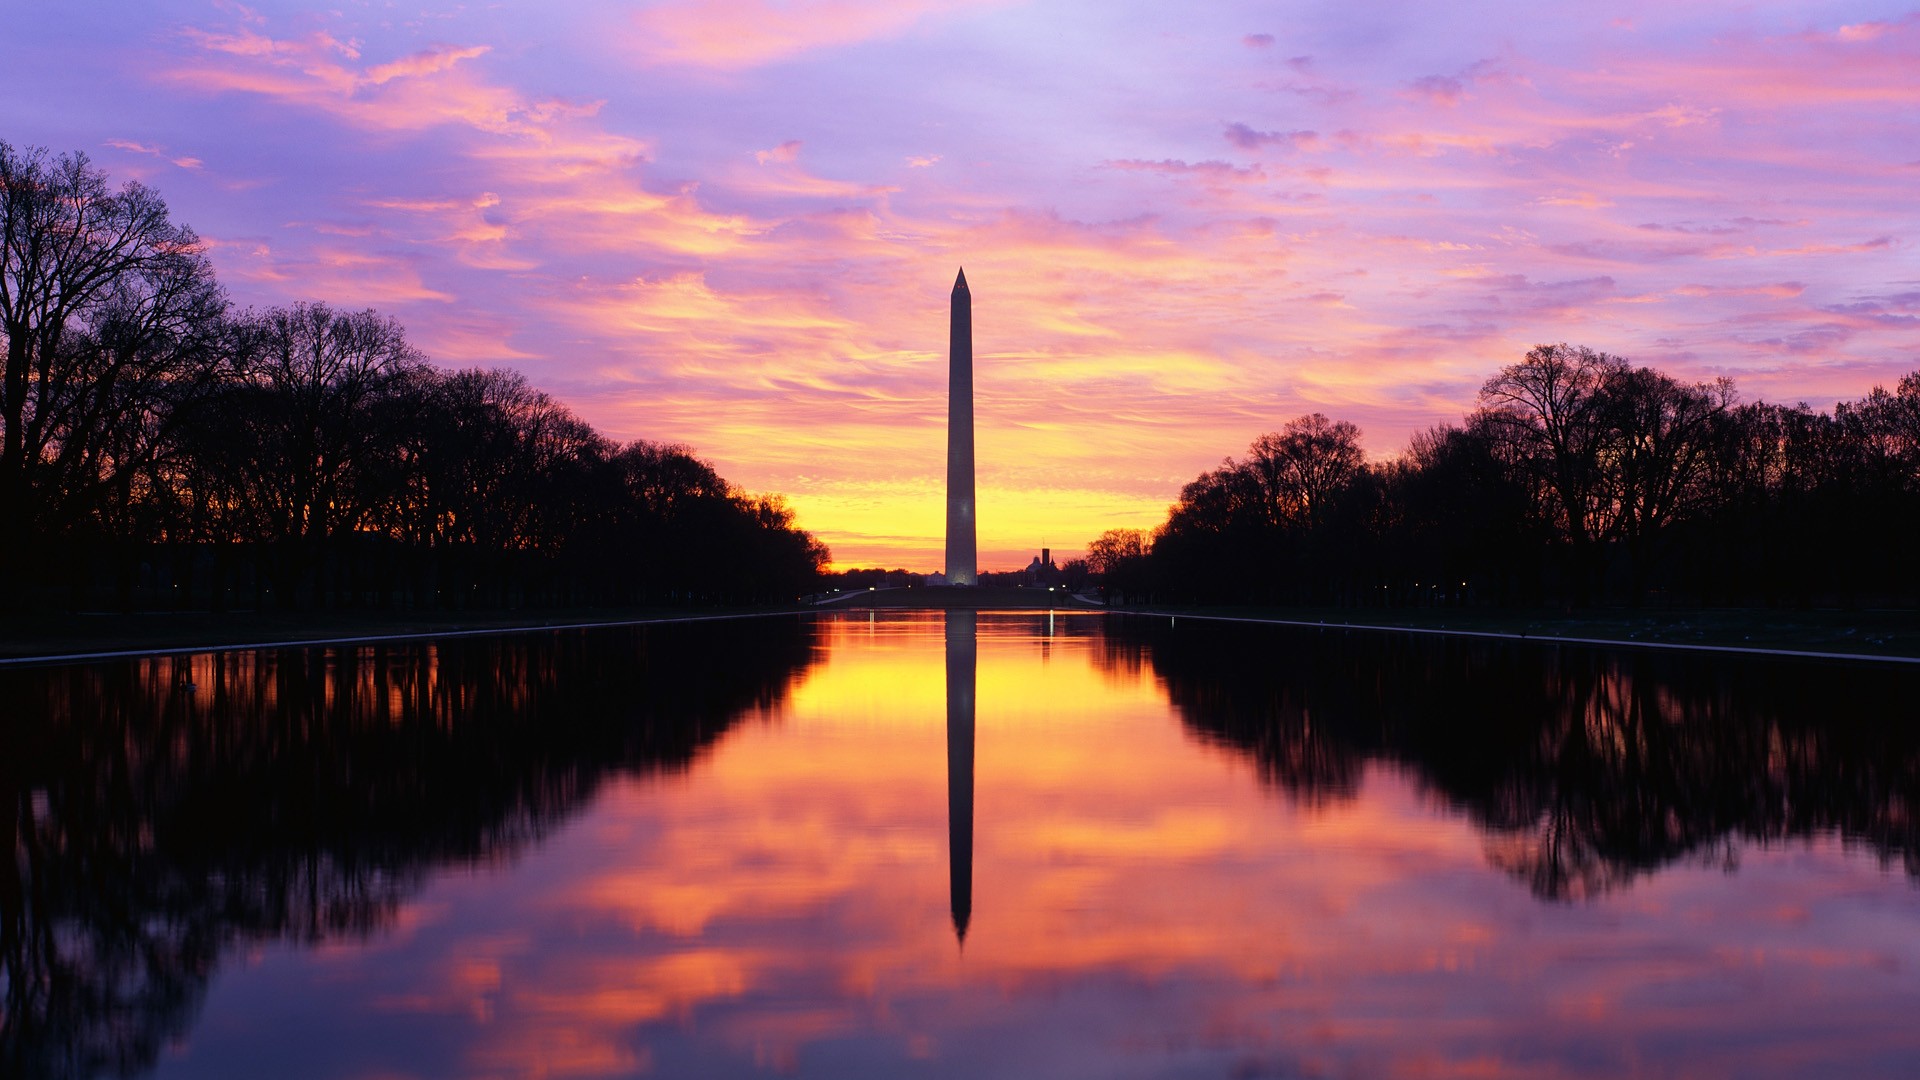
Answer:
[{"left": 4, "top": 2, "right": 1915, "bottom": 569}]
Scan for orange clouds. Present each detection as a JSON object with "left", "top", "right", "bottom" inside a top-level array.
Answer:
[
  {"left": 171, "top": 22, "right": 645, "bottom": 168},
  {"left": 103, "top": 138, "right": 204, "bottom": 170},
  {"left": 34, "top": 3, "right": 1904, "bottom": 569},
  {"left": 363, "top": 44, "right": 492, "bottom": 86},
  {"left": 207, "top": 239, "right": 457, "bottom": 306},
  {"left": 627, "top": 0, "right": 1009, "bottom": 69}
]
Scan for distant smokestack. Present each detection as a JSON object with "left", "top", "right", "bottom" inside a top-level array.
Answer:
[{"left": 1042, "top": 547, "right": 1050, "bottom": 566}]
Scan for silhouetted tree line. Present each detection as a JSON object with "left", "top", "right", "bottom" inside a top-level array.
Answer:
[
  {"left": 1095, "top": 344, "right": 1920, "bottom": 608},
  {"left": 1098, "top": 616, "right": 1920, "bottom": 900},
  {"left": 0, "top": 616, "right": 818, "bottom": 1078},
  {"left": 825, "top": 567, "right": 923, "bottom": 591},
  {"left": 1, "top": 142, "right": 827, "bottom": 612}
]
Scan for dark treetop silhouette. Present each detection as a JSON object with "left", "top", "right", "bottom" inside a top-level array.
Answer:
[
  {"left": 0, "top": 142, "right": 827, "bottom": 615},
  {"left": 1112, "top": 345, "right": 1920, "bottom": 610}
]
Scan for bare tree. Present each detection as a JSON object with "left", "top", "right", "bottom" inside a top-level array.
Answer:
[
  {"left": 1086, "top": 527, "right": 1149, "bottom": 576},
  {"left": 1245, "top": 413, "right": 1365, "bottom": 532},
  {"left": 1602, "top": 365, "right": 1733, "bottom": 593},
  {"left": 1475, "top": 344, "right": 1626, "bottom": 566},
  {"left": 1086, "top": 527, "right": 1151, "bottom": 602},
  {"left": 219, "top": 303, "right": 428, "bottom": 606},
  {"left": 1841, "top": 371, "right": 1920, "bottom": 482},
  {"left": 415, "top": 368, "right": 604, "bottom": 554},
  {"left": 0, "top": 142, "right": 226, "bottom": 590}
]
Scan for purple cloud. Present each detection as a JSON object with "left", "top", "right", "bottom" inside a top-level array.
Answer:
[
  {"left": 0, "top": 0, "right": 1913, "bottom": 568},
  {"left": 1223, "top": 123, "right": 1322, "bottom": 152},
  {"left": 1406, "top": 74, "right": 1465, "bottom": 105},
  {"left": 1105, "top": 158, "right": 1266, "bottom": 180}
]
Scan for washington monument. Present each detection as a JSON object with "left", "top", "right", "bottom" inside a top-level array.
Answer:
[{"left": 946, "top": 268, "right": 977, "bottom": 585}]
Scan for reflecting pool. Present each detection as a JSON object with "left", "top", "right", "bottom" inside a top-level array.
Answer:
[{"left": 5, "top": 611, "right": 1920, "bottom": 1078}]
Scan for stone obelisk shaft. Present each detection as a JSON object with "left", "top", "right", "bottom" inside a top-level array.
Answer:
[{"left": 945, "top": 269, "right": 977, "bottom": 585}]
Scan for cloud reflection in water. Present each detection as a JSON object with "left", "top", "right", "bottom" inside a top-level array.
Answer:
[{"left": 7, "top": 612, "right": 1920, "bottom": 1078}]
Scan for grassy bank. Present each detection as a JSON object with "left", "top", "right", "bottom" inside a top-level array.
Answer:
[
  {"left": 0, "top": 606, "right": 801, "bottom": 662},
  {"left": 1110, "top": 604, "right": 1920, "bottom": 661}
]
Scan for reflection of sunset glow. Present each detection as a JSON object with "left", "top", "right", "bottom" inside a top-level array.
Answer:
[
  {"left": 9, "top": 5, "right": 1916, "bottom": 566},
  {"left": 147, "top": 613, "right": 1920, "bottom": 1079}
]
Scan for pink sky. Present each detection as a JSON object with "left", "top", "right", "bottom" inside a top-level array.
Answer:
[{"left": 4, "top": 1, "right": 1916, "bottom": 569}]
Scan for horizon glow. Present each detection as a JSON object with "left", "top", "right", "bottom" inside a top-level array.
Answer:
[{"left": 4, "top": 2, "right": 1915, "bottom": 570}]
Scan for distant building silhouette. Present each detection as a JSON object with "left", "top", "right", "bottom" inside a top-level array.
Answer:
[
  {"left": 945, "top": 269, "right": 977, "bottom": 586},
  {"left": 1021, "top": 547, "right": 1061, "bottom": 587},
  {"left": 945, "top": 609, "right": 976, "bottom": 943}
]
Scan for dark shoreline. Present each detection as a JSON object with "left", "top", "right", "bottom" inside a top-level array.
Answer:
[
  {"left": 1108, "top": 604, "right": 1920, "bottom": 662},
  {"left": 5, "top": 600, "right": 1919, "bottom": 665},
  {"left": 0, "top": 606, "right": 806, "bottom": 665}
]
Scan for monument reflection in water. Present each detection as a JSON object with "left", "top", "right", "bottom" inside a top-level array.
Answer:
[
  {"left": 4, "top": 611, "right": 1920, "bottom": 1079},
  {"left": 945, "top": 610, "right": 975, "bottom": 943}
]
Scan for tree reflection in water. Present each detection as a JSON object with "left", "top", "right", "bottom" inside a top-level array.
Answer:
[
  {"left": 0, "top": 617, "right": 817, "bottom": 1080},
  {"left": 1099, "top": 617, "right": 1920, "bottom": 900}
]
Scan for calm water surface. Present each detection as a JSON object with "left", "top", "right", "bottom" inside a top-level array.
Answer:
[{"left": 5, "top": 611, "right": 1920, "bottom": 1078}]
